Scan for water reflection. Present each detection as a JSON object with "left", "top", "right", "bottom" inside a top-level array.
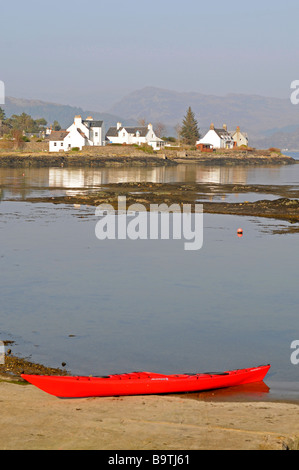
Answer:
[
  {"left": 198, "top": 193, "right": 279, "bottom": 203},
  {"left": 1, "top": 163, "right": 299, "bottom": 200},
  {"left": 176, "top": 381, "right": 271, "bottom": 402}
]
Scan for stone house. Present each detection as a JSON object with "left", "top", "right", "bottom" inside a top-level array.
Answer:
[{"left": 230, "top": 126, "right": 249, "bottom": 147}]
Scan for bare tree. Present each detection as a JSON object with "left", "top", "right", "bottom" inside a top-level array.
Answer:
[
  {"left": 154, "top": 122, "right": 166, "bottom": 138},
  {"left": 174, "top": 123, "right": 182, "bottom": 144},
  {"left": 12, "top": 129, "right": 25, "bottom": 150},
  {"left": 137, "top": 117, "right": 147, "bottom": 126}
]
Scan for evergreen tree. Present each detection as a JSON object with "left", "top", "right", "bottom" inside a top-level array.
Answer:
[
  {"left": 0, "top": 107, "right": 5, "bottom": 121},
  {"left": 180, "top": 107, "right": 200, "bottom": 145},
  {"left": 52, "top": 120, "right": 61, "bottom": 131}
]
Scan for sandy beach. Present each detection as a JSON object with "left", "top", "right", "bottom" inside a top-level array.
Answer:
[{"left": 0, "top": 376, "right": 299, "bottom": 451}]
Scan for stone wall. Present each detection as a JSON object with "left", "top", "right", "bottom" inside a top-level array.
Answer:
[
  {"left": 0, "top": 141, "right": 48, "bottom": 152},
  {"left": 23, "top": 142, "right": 49, "bottom": 152},
  {"left": 80, "top": 145, "right": 158, "bottom": 156}
]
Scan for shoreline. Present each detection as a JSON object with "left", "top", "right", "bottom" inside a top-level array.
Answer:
[
  {"left": 0, "top": 149, "right": 295, "bottom": 167},
  {"left": 0, "top": 372, "right": 299, "bottom": 450},
  {"left": 0, "top": 353, "right": 298, "bottom": 405},
  {"left": 0, "top": 355, "right": 299, "bottom": 450}
]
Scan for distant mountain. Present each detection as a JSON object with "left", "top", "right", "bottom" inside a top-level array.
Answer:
[
  {"left": 254, "top": 128, "right": 299, "bottom": 151},
  {"left": 1, "top": 97, "right": 135, "bottom": 130},
  {"left": 3, "top": 88, "right": 299, "bottom": 149},
  {"left": 107, "top": 86, "right": 299, "bottom": 148}
]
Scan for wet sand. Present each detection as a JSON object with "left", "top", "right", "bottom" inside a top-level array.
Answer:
[{"left": 0, "top": 375, "right": 299, "bottom": 450}]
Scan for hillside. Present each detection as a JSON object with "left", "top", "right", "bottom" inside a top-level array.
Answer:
[
  {"left": 1, "top": 97, "right": 134, "bottom": 130},
  {"left": 107, "top": 87, "right": 299, "bottom": 148},
  {"left": 2, "top": 88, "right": 299, "bottom": 149}
]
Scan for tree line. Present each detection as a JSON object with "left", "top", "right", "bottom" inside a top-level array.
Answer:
[
  {"left": 0, "top": 107, "right": 61, "bottom": 138},
  {"left": 0, "top": 105, "right": 200, "bottom": 145}
]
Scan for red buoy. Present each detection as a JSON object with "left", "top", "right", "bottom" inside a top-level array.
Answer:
[{"left": 237, "top": 228, "right": 243, "bottom": 237}]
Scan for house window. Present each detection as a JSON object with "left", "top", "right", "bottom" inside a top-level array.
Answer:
[
  {"left": 95, "top": 132, "right": 98, "bottom": 136},
  {"left": 61, "top": 142, "right": 63, "bottom": 146},
  {"left": 54, "top": 142, "right": 57, "bottom": 146}
]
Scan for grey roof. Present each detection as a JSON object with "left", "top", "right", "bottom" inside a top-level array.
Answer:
[
  {"left": 214, "top": 128, "right": 234, "bottom": 140},
  {"left": 106, "top": 127, "right": 119, "bottom": 137},
  {"left": 83, "top": 120, "right": 103, "bottom": 128},
  {"left": 106, "top": 126, "right": 149, "bottom": 138}
]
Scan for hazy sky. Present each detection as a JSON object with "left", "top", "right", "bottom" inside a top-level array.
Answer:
[{"left": 1, "top": 0, "right": 298, "bottom": 111}]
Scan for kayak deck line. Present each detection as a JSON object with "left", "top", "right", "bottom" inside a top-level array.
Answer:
[{"left": 21, "top": 364, "right": 271, "bottom": 398}]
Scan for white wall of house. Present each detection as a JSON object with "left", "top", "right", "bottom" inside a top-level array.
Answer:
[
  {"left": 145, "top": 124, "right": 164, "bottom": 150},
  {"left": 90, "top": 125, "right": 104, "bottom": 146},
  {"left": 107, "top": 123, "right": 164, "bottom": 150},
  {"left": 67, "top": 116, "right": 104, "bottom": 148},
  {"left": 64, "top": 129, "right": 86, "bottom": 150},
  {"left": 108, "top": 135, "right": 120, "bottom": 145},
  {"left": 67, "top": 116, "right": 88, "bottom": 139},
  {"left": 198, "top": 130, "right": 222, "bottom": 148},
  {"left": 49, "top": 116, "right": 105, "bottom": 152},
  {"left": 198, "top": 129, "right": 234, "bottom": 149},
  {"left": 49, "top": 140, "right": 69, "bottom": 152}
]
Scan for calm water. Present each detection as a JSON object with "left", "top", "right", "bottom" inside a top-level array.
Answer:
[
  {"left": 1, "top": 160, "right": 299, "bottom": 400},
  {"left": 1, "top": 157, "right": 299, "bottom": 202}
]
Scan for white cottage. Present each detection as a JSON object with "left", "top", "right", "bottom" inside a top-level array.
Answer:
[
  {"left": 49, "top": 116, "right": 105, "bottom": 152},
  {"left": 49, "top": 130, "right": 70, "bottom": 152},
  {"left": 197, "top": 124, "right": 235, "bottom": 150},
  {"left": 106, "top": 122, "right": 165, "bottom": 151}
]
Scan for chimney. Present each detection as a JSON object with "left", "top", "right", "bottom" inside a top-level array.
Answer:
[
  {"left": 210, "top": 123, "right": 214, "bottom": 130},
  {"left": 74, "top": 115, "right": 82, "bottom": 126},
  {"left": 223, "top": 124, "right": 227, "bottom": 131},
  {"left": 148, "top": 123, "right": 153, "bottom": 130},
  {"left": 117, "top": 122, "right": 122, "bottom": 130},
  {"left": 86, "top": 116, "right": 93, "bottom": 121}
]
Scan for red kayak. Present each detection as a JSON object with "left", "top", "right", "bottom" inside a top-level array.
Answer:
[{"left": 21, "top": 365, "right": 270, "bottom": 398}]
